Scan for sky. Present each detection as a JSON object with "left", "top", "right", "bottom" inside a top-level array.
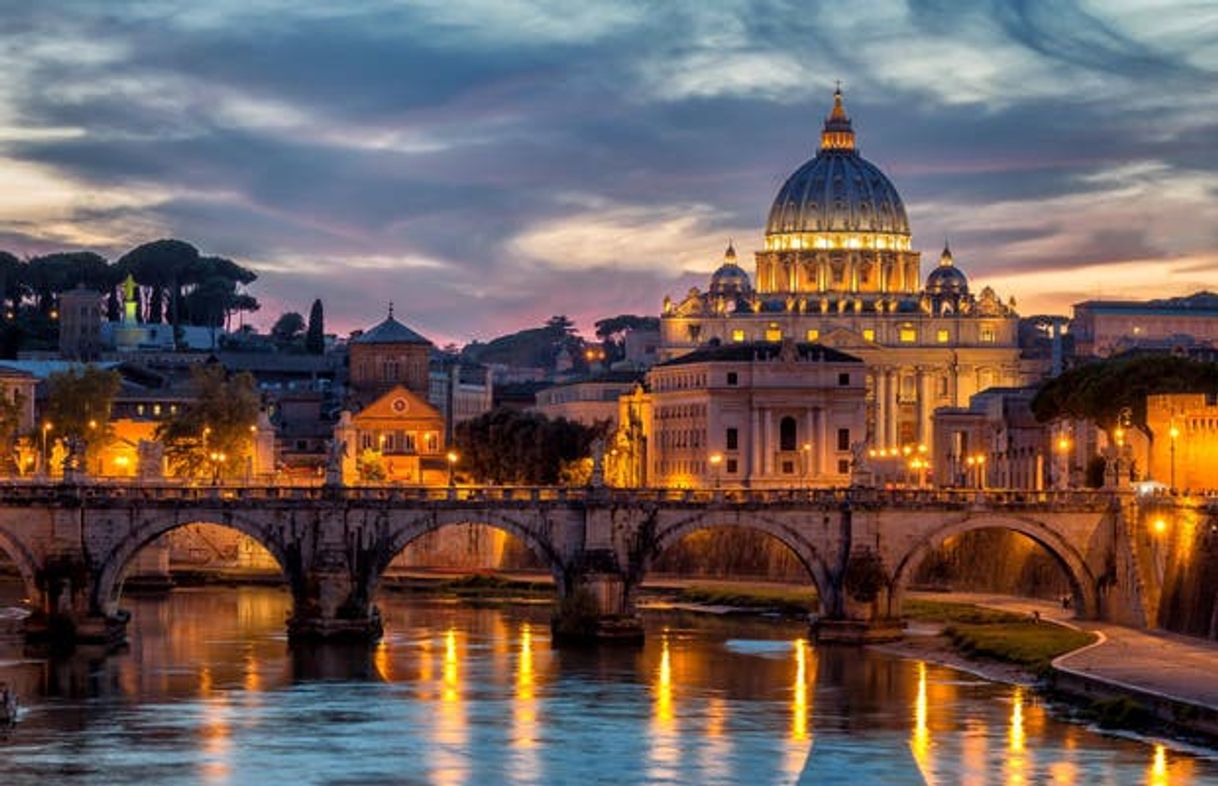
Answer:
[{"left": 0, "top": 1, "right": 1217, "bottom": 345}]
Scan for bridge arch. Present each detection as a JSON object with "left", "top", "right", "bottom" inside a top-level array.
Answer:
[
  {"left": 641, "top": 512, "right": 834, "bottom": 612},
  {"left": 367, "top": 510, "right": 567, "bottom": 598},
  {"left": 890, "top": 514, "right": 1099, "bottom": 619},
  {"left": 92, "top": 512, "right": 296, "bottom": 616},
  {"left": 0, "top": 524, "right": 39, "bottom": 601}
]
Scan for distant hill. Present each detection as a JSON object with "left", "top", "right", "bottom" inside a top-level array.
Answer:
[{"left": 463, "top": 325, "right": 572, "bottom": 369}]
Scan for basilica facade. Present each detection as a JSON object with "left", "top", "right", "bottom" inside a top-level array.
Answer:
[{"left": 659, "top": 90, "right": 1039, "bottom": 452}]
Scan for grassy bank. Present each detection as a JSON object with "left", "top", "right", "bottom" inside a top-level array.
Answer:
[
  {"left": 666, "top": 584, "right": 817, "bottom": 615},
  {"left": 382, "top": 573, "right": 553, "bottom": 598},
  {"left": 904, "top": 599, "right": 1095, "bottom": 673}
]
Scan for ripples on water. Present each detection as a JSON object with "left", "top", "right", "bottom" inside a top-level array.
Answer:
[{"left": 1, "top": 583, "right": 1215, "bottom": 785}]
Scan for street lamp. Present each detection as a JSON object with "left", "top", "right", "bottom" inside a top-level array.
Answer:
[
  {"left": 1055, "top": 435, "right": 1071, "bottom": 490},
  {"left": 801, "top": 442, "right": 812, "bottom": 488},
  {"left": 41, "top": 421, "right": 53, "bottom": 476},
  {"left": 446, "top": 450, "right": 459, "bottom": 487},
  {"left": 709, "top": 452, "right": 723, "bottom": 490},
  {"left": 1169, "top": 424, "right": 1180, "bottom": 490}
]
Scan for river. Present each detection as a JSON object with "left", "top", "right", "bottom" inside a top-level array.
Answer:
[{"left": 1, "top": 584, "right": 1215, "bottom": 785}]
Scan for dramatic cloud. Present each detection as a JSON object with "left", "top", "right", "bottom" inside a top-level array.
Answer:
[{"left": 0, "top": 0, "right": 1215, "bottom": 343}]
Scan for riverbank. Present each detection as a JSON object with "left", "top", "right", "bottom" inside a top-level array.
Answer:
[{"left": 872, "top": 598, "right": 1095, "bottom": 686}]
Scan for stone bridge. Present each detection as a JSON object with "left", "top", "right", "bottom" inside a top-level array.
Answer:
[{"left": 0, "top": 482, "right": 1197, "bottom": 646}]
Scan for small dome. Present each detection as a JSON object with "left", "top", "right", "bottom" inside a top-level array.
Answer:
[
  {"left": 925, "top": 243, "right": 969, "bottom": 296},
  {"left": 709, "top": 241, "right": 751, "bottom": 296}
]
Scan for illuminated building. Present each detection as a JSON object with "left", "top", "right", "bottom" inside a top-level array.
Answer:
[
  {"left": 347, "top": 304, "right": 432, "bottom": 406},
  {"left": 534, "top": 371, "right": 644, "bottom": 427},
  {"left": 660, "top": 89, "right": 1033, "bottom": 451},
  {"left": 1072, "top": 292, "right": 1218, "bottom": 358},
  {"left": 1145, "top": 392, "right": 1218, "bottom": 492},
  {"left": 931, "top": 387, "right": 1050, "bottom": 490},
  {"left": 620, "top": 339, "right": 867, "bottom": 488}
]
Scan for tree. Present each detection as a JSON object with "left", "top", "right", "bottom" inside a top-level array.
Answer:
[
  {"left": 157, "top": 364, "right": 260, "bottom": 479},
  {"left": 305, "top": 299, "right": 325, "bottom": 354},
  {"left": 0, "top": 251, "right": 26, "bottom": 316},
  {"left": 271, "top": 312, "right": 306, "bottom": 346},
  {"left": 594, "top": 314, "right": 660, "bottom": 363},
  {"left": 118, "top": 239, "right": 200, "bottom": 326},
  {"left": 454, "top": 407, "right": 601, "bottom": 485},
  {"left": 42, "top": 366, "right": 122, "bottom": 465},
  {"left": 1032, "top": 354, "right": 1218, "bottom": 440}
]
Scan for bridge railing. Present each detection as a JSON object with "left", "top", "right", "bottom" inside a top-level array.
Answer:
[{"left": 0, "top": 479, "right": 1138, "bottom": 509}]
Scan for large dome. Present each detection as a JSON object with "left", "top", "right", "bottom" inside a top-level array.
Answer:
[{"left": 764, "top": 90, "right": 910, "bottom": 243}]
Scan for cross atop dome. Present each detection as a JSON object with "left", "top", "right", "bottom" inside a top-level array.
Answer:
[
  {"left": 940, "top": 241, "right": 954, "bottom": 267},
  {"left": 820, "top": 85, "right": 856, "bottom": 153},
  {"left": 724, "top": 239, "right": 737, "bottom": 263}
]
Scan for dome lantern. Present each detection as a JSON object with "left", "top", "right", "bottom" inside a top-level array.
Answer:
[{"left": 820, "top": 85, "right": 856, "bottom": 153}]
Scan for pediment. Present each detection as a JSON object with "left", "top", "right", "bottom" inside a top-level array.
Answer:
[
  {"left": 353, "top": 385, "right": 441, "bottom": 422},
  {"left": 817, "top": 327, "right": 872, "bottom": 348}
]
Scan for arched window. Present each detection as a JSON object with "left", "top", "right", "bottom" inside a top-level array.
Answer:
[{"left": 780, "top": 416, "right": 798, "bottom": 451}]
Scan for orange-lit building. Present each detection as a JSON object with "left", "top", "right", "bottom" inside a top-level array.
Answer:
[
  {"left": 336, "top": 385, "right": 447, "bottom": 484},
  {"left": 1146, "top": 392, "right": 1218, "bottom": 492}
]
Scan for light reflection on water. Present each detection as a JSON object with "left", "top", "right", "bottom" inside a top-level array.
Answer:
[{"left": 0, "top": 584, "right": 1215, "bottom": 785}]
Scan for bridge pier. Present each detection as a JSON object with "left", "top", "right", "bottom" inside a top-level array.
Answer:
[
  {"left": 25, "top": 556, "right": 127, "bottom": 649},
  {"left": 552, "top": 549, "right": 644, "bottom": 645},
  {"left": 287, "top": 557, "right": 383, "bottom": 643}
]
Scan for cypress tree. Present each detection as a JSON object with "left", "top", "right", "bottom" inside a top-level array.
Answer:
[{"left": 305, "top": 298, "right": 325, "bottom": 354}]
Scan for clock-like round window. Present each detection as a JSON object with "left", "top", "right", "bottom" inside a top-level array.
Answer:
[{"left": 391, "top": 397, "right": 408, "bottom": 414}]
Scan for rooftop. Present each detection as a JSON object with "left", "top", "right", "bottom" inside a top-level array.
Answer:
[
  {"left": 657, "top": 341, "right": 862, "bottom": 367},
  {"left": 351, "top": 305, "right": 432, "bottom": 346}
]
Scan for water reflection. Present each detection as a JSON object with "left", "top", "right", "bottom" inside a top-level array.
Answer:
[
  {"left": 1, "top": 587, "right": 1215, "bottom": 786},
  {"left": 648, "top": 632, "right": 679, "bottom": 782},
  {"left": 1007, "top": 687, "right": 1026, "bottom": 785},
  {"left": 434, "top": 626, "right": 467, "bottom": 786},
  {"left": 912, "top": 661, "right": 935, "bottom": 784},
  {"left": 510, "top": 623, "right": 540, "bottom": 785}
]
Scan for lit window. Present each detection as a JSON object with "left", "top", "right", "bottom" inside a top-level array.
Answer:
[
  {"left": 936, "top": 329, "right": 950, "bottom": 343},
  {"left": 806, "top": 328, "right": 820, "bottom": 341},
  {"left": 764, "top": 327, "right": 782, "bottom": 342},
  {"left": 862, "top": 328, "right": 876, "bottom": 342},
  {"left": 899, "top": 328, "right": 917, "bottom": 343},
  {"left": 153, "top": 404, "right": 161, "bottom": 416},
  {"left": 980, "top": 327, "right": 996, "bottom": 343},
  {"left": 731, "top": 329, "right": 746, "bottom": 343}
]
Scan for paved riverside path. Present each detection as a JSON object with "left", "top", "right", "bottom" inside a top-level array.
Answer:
[{"left": 911, "top": 591, "right": 1218, "bottom": 711}]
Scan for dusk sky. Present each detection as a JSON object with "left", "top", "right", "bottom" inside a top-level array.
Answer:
[{"left": 1, "top": 1, "right": 1216, "bottom": 344}]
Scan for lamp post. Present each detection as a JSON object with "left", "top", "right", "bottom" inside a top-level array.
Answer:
[
  {"left": 41, "top": 421, "right": 52, "bottom": 477},
  {"left": 1056, "top": 435, "right": 1071, "bottom": 490},
  {"left": 709, "top": 452, "right": 723, "bottom": 490},
  {"left": 446, "top": 450, "right": 459, "bottom": 487},
  {"left": 1169, "top": 425, "right": 1179, "bottom": 490}
]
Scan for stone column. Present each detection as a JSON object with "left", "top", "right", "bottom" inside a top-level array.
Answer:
[
  {"left": 750, "top": 407, "right": 761, "bottom": 483},
  {"left": 886, "top": 369, "right": 900, "bottom": 448},
  {"left": 875, "top": 370, "right": 888, "bottom": 448},
  {"left": 817, "top": 407, "right": 830, "bottom": 477},
  {"left": 763, "top": 408, "right": 774, "bottom": 477},
  {"left": 804, "top": 408, "right": 816, "bottom": 481},
  {"left": 917, "top": 368, "right": 932, "bottom": 447}
]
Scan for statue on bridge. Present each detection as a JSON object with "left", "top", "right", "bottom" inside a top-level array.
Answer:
[
  {"left": 324, "top": 438, "right": 348, "bottom": 487},
  {"left": 849, "top": 441, "right": 875, "bottom": 488}
]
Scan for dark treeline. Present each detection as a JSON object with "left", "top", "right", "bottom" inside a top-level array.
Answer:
[{"left": 0, "top": 238, "right": 259, "bottom": 354}]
